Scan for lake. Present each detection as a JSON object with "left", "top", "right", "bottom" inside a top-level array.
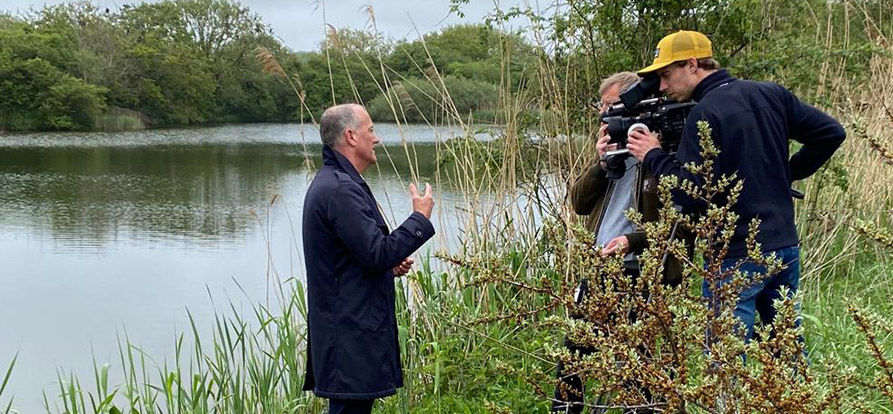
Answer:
[{"left": 0, "top": 122, "right": 488, "bottom": 412}]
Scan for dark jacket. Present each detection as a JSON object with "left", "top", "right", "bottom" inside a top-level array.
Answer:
[
  {"left": 644, "top": 70, "right": 845, "bottom": 258},
  {"left": 570, "top": 160, "right": 688, "bottom": 285},
  {"left": 301, "top": 145, "right": 435, "bottom": 399}
]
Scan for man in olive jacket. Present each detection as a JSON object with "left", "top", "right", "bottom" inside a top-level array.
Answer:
[
  {"left": 554, "top": 72, "right": 689, "bottom": 414},
  {"left": 302, "top": 104, "right": 435, "bottom": 414},
  {"left": 569, "top": 73, "right": 686, "bottom": 284}
]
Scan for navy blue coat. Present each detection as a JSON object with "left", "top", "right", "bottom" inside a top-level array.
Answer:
[
  {"left": 301, "top": 145, "right": 435, "bottom": 399},
  {"left": 645, "top": 70, "right": 845, "bottom": 258}
]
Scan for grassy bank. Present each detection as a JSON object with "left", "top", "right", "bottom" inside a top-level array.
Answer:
[{"left": 92, "top": 108, "right": 146, "bottom": 132}]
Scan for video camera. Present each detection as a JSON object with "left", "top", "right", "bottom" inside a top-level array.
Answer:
[{"left": 598, "top": 76, "right": 696, "bottom": 179}]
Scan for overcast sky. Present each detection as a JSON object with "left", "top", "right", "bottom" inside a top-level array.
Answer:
[{"left": 1, "top": 0, "right": 530, "bottom": 52}]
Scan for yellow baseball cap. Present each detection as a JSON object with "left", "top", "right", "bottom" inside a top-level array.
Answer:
[{"left": 638, "top": 30, "right": 712, "bottom": 75}]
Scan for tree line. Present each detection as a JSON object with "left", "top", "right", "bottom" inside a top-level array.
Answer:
[
  {"left": 2, "top": 0, "right": 886, "bottom": 132},
  {"left": 0, "top": 0, "right": 533, "bottom": 131}
]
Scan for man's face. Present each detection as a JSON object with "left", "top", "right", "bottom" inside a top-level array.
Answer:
[
  {"left": 600, "top": 83, "right": 622, "bottom": 114},
  {"left": 657, "top": 60, "right": 697, "bottom": 101},
  {"left": 348, "top": 107, "right": 379, "bottom": 170}
]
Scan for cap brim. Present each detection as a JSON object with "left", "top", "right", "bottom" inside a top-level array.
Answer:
[{"left": 638, "top": 60, "right": 672, "bottom": 75}]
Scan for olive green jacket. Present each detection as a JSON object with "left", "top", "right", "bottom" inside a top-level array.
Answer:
[{"left": 569, "top": 160, "right": 689, "bottom": 285}]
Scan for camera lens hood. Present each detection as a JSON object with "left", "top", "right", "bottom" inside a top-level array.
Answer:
[{"left": 628, "top": 122, "right": 650, "bottom": 136}]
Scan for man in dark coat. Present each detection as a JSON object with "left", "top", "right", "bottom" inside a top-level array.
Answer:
[
  {"left": 301, "top": 103, "right": 435, "bottom": 414},
  {"left": 627, "top": 31, "right": 845, "bottom": 342}
]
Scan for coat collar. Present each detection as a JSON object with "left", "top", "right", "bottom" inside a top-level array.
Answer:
[
  {"left": 692, "top": 69, "right": 736, "bottom": 102},
  {"left": 323, "top": 145, "right": 366, "bottom": 185}
]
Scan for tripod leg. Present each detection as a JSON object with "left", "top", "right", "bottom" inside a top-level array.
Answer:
[{"left": 590, "top": 393, "right": 610, "bottom": 414}]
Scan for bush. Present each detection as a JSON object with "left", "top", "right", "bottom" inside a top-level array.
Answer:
[
  {"left": 43, "top": 74, "right": 107, "bottom": 130},
  {"left": 0, "top": 57, "right": 106, "bottom": 131}
]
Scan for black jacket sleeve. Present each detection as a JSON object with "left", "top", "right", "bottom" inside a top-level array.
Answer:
[
  {"left": 784, "top": 88, "right": 846, "bottom": 180},
  {"left": 625, "top": 230, "right": 647, "bottom": 253},
  {"left": 328, "top": 183, "right": 435, "bottom": 273},
  {"left": 644, "top": 107, "right": 716, "bottom": 213}
]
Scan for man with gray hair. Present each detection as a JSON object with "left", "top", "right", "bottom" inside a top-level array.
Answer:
[
  {"left": 553, "top": 72, "right": 688, "bottom": 414},
  {"left": 301, "top": 104, "right": 435, "bottom": 414}
]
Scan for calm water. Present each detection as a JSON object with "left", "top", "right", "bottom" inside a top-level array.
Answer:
[{"left": 0, "top": 123, "right": 482, "bottom": 412}]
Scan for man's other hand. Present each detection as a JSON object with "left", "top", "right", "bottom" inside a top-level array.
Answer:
[
  {"left": 393, "top": 258, "right": 414, "bottom": 277},
  {"left": 602, "top": 235, "right": 630, "bottom": 256},
  {"left": 627, "top": 129, "right": 661, "bottom": 162},
  {"left": 410, "top": 183, "right": 434, "bottom": 219},
  {"left": 596, "top": 124, "right": 617, "bottom": 168}
]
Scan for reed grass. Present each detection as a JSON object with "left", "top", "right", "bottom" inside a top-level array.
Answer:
[
  {"left": 0, "top": 353, "right": 15, "bottom": 414},
  {"left": 93, "top": 108, "right": 146, "bottom": 132}
]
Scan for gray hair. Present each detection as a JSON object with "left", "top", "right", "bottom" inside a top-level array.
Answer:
[
  {"left": 319, "top": 104, "right": 362, "bottom": 147},
  {"left": 598, "top": 71, "right": 640, "bottom": 97}
]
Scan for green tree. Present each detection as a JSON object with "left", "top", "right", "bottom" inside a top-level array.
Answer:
[
  {"left": 0, "top": 15, "right": 105, "bottom": 130},
  {"left": 367, "top": 75, "right": 498, "bottom": 123},
  {"left": 385, "top": 24, "right": 536, "bottom": 86},
  {"left": 0, "top": 54, "right": 105, "bottom": 130},
  {"left": 215, "top": 35, "right": 299, "bottom": 122},
  {"left": 115, "top": 0, "right": 271, "bottom": 124},
  {"left": 322, "top": 27, "right": 390, "bottom": 105}
]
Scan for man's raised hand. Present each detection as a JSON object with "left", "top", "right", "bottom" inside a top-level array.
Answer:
[
  {"left": 627, "top": 129, "right": 661, "bottom": 162},
  {"left": 596, "top": 124, "right": 615, "bottom": 159},
  {"left": 410, "top": 182, "right": 434, "bottom": 219}
]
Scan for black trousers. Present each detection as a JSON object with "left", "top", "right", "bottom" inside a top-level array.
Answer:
[
  {"left": 552, "top": 267, "right": 657, "bottom": 414},
  {"left": 329, "top": 398, "right": 374, "bottom": 414}
]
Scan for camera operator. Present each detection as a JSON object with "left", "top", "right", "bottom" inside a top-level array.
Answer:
[
  {"left": 626, "top": 30, "right": 846, "bottom": 343},
  {"left": 553, "top": 72, "right": 689, "bottom": 414}
]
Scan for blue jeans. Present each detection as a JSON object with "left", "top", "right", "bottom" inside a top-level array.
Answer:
[{"left": 702, "top": 246, "right": 801, "bottom": 342}]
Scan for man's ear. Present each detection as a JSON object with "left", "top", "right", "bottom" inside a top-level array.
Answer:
[
  {"left": 342, "top": 129, "right": 356, "bottom": 148},
  {"left": 687, "top": 57, "right": 698, "bottom": 73}
]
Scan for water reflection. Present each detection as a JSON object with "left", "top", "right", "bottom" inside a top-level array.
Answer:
[
  {"left": 0, "top": 122, "right": 478, "bottom": 148},
  {"left": 0, "top": 124, "right": 452, "bottom": 250}
]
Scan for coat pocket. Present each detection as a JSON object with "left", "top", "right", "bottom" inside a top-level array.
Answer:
[{"left": 359, "top": 286, "right": 389, "bottom": 331}]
